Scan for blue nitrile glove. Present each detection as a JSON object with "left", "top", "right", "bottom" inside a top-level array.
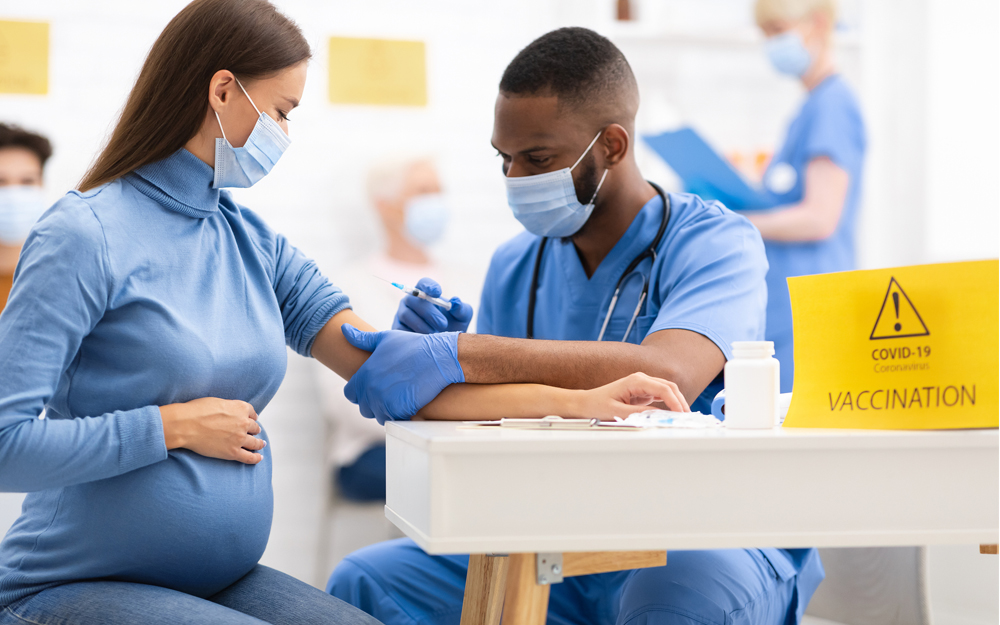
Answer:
[
  {"left": 392, "top": 277, "right": 474, "bottom": 334},
  {"left": 342, "top": 324, "right": 465, "bottom": 424}
]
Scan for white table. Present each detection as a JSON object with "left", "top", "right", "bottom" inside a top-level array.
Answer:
[{"left": 384, "top": 421, "right": 998, "bottom": 624}]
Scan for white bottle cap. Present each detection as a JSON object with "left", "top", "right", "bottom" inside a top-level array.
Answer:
[{"left": 731, "top": 341, "right": 775, "bottom": 358}]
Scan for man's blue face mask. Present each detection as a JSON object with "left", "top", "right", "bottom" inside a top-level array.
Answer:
[
  {"left": 212, "top": 77, "right": 290, "bottom": 189},
  {"left": 765, "top": 31, "right": 812, "bottom": 78},
  {"left": 503, "top": 131, "right": 609, "bottom": 238}
]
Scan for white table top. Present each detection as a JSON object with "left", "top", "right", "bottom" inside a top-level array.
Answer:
[
  {"left": 388, "top": 420, "right": 998, "bottom": 451},
  {"left": 385, "top": 421, "right": 999, "bottom": 554}
]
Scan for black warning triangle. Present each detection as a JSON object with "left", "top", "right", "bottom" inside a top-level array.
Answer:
[{"left": 870, "top": 277, "right": 930, "bottom": 340}]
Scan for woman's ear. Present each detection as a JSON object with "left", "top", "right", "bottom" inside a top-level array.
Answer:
[
  {"left": 601, "top": 124, "right": 631, "bottom": 168},
  {"left": 208, "top": 69, "right": 237, "bottom": 114}
]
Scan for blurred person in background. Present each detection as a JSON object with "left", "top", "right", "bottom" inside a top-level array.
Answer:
[
  {"left": 315, "top": 155, "right": 470, "bottom": 502},
  {"left": 744, "top": 0, "right": 866, "bottom": 392},
  {"left": 0, "top": 124, "right": 52, "bottom": 311}
]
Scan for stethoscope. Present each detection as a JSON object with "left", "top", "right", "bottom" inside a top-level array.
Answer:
[{"left": 527, "top": 182, "right": 671, "bottom": 341}]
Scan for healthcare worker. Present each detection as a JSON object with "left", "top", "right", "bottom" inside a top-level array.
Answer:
[
  {"left": 329, "top": 27, "right": 824, "bottom": 625},
  {"left": 746, "top": 0, "right": 867, "bottom": 392},
  {"left": 0, "top": 124, "right": 52, "bottom": 310},
  {"left": 0, "top": 2, "right": 675, "bottom": 623}
]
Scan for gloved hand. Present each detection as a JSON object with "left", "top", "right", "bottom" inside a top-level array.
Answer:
[
  {"left": 392, "top": 277, "right": 474, "bottom": 334},
  {"left": 342, "top": 324, "right": 465, "bottom": 425}
]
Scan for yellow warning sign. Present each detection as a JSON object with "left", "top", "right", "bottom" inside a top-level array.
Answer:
[
  {"left": 783, "top": 259, "right": 998, "bottom": 430},
  {"left": 327, "top": 37, "right": 427, "bottom": 107},
  {"left": 870, "top": 277, "right": 929, "bottom": 340},
  {"left": 0, "top": 20, "right": 49, "bottom": 95}
]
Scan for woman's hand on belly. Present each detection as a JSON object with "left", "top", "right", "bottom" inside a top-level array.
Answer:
[{"left": 159, "top": 398, "right": 266, "bottom": 464}]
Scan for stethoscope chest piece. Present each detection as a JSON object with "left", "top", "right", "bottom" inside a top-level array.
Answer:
[{"left": 527, "top": 183, "right": 671, "bottom": 342}]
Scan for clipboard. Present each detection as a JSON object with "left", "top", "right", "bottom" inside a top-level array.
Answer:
[
  {"left": 462, "top": 415, "right": 642, "bottom": 431},
  {"left": 643, "top": 127, "right": 777, "bottom": 210}
]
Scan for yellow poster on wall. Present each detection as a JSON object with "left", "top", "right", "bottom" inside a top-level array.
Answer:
[
  {"left": 783, "top": 259, "right": 998, "bottom": 430},
  {"left": 328, "top": 37, "right": 426, "bottom": 107},
  {"left": 0, "top": 20, "right": 48, "bottom": 95}
]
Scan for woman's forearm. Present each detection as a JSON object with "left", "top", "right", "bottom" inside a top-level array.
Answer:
[
  {"left": 311, "top": 309, "right": 378, "bottom": 381},
  {"left": 745, "top": 156, "right": 849, "bottom": 242},
  {"left": 417, "top": 383, "right": 587, "bottom": 421},
  {"left": 746, "top": 204, "right": 834, "bottom": 241},
  {"left": 416, "top": 371, "right": 688, "bottom": 421}
]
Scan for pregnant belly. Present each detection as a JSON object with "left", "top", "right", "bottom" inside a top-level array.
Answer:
[{"left": 38, "top": 446, "right": 273, "bottom": 597}]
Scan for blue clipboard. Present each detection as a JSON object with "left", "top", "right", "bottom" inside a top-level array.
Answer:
[{"left": 643, "top": 127, "right": 777, "bottom": 210}]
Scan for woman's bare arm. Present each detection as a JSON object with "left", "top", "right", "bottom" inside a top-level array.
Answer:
[
  {"left": 744, "top": 157, "right": 849, "bottom": 241},
  {"left": 416, "top": 372, "right": 688, "bottom": 421},
  {"left": 310, "top": 309, "right": 377, "bottom": 380}
]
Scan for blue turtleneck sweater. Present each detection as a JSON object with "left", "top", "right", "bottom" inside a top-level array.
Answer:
[{"left": 0, "top": 148, "right": 350, "bottom": 606}]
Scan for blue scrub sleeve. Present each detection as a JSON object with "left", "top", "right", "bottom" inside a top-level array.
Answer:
[
  {"left": 646, "top": 209, "right": 768, "bottom": 360},
  {"left": 269, "top": 232, "right": 351, "bottom": 358},
  {"left": 0, "top": 198, "right": 167, "bottom": 493},
  {"left": 803, "top": 94, "right": 864, "bottom": 173},
  {"left": 475, "top": 260, "right": 497, "bottom": 335}
]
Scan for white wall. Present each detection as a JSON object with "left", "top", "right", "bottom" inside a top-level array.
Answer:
[
  {"left": 923, "top": 0, "right": 1000, "bottom": 263},
  {"left": 0, "top": 0, "right": 995, "bottom": 619}
]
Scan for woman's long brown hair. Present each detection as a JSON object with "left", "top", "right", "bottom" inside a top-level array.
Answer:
[{"left": 79, "top": 0, "right": 310, "bottom": 191}]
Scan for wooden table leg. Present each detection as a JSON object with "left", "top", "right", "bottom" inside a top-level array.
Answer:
[
  {"left": 500, "top": 553, "right": 550, "bottom": 625},
  {"left": 461, "top": 554, "right": 510, "bottom": 625},
  {"left": 460, "top": 550, "right": 665, "bottom": 624},
  {"left": 980, "top": 544, "right": 998, "bottom": 554}
]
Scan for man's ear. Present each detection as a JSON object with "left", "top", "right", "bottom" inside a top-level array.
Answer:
[{"left": 600, "top": 124, "right": 630, "bottom": 168}]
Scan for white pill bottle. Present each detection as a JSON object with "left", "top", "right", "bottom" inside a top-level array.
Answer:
[{"left": 724, "top": 341, "right": 780, "bottom": 429}]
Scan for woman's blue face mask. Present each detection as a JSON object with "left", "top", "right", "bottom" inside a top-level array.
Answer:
[
  {"left": 212, "top": 77, "right": 291, "bottom": 189},
  {"left": 765, "top": 31, "right": 812, "bottom": 78}
]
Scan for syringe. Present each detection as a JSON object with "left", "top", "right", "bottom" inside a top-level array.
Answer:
[{"left": 376, "top": 276, "right": 453, "bottom": 311}]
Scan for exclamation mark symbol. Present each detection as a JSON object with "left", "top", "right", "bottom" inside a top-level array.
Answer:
[{"left": 892, "top": 292, "right": 901, "bottom": 332}]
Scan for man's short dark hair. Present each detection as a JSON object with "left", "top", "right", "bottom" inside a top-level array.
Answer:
[
  {"left": 499, "top": 27, "right": 638, "bottom": 113},
  {"left": 0, "top": 124, "right": 53, "bottom": 167}
]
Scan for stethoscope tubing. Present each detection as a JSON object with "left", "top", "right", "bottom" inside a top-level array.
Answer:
[{"left": 527, "top": 182, "right": 671, "bottom": 341}]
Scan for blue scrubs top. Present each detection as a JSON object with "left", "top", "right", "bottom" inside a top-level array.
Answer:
[
  {"left": 477, "top": 191, "right": 768, "bottom": 414},
  {"left": 762, "top": 74, "right": 866, "bottom": 392},
  {"left": 477, "top": 191, "right": 824, "bottom": 618}
]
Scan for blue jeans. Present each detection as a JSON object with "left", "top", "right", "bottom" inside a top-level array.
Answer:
[
  {"left": 1, "top": 565, "right": 382, "bottom": 624},
  {"left": 329, "top": 538, "right": 801, "bottom": 625}
]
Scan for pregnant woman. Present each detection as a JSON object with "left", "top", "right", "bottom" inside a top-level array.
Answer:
[{"left": 0, "top": 1, "right": 685, "bottom": 623}]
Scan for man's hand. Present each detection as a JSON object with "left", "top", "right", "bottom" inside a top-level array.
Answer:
[
  {"left": 392, "top": 277, "right": 473, "bottom": 334},
  {"left": 342, "top": 324, "right": 465, "bottom": 424}
]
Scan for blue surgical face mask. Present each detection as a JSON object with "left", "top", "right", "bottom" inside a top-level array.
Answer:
[
  {"left": 765, "top": 31, "right": 812, "bottom": 77},
  {"left": 504, "top": 132, "right": 609, "bottom": 238},
  {"left": 212, "top": 77, "right": 291, "bottom": 189},
  {"left": 0, "top": 185, "right": 47, "bottom": 244},
  {"left": 404, "top": 193, "right": 449, "bottom": 246}
]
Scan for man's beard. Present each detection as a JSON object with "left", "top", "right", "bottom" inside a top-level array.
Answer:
[{"left": 572, "top": 152, "right": 600, "bottom": 206}]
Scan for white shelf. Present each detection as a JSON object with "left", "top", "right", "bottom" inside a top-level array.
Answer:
[{"left": 605, "top": 24, "right": 862, "bottom": 50}]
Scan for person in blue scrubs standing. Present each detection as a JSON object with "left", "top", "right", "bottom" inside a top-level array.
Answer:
[
  {"left": 746, "top": 0, "right": 867, "bottom": 392},
  {"left": 329, "top": 27, "right": 824, "bottom": 625}
]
